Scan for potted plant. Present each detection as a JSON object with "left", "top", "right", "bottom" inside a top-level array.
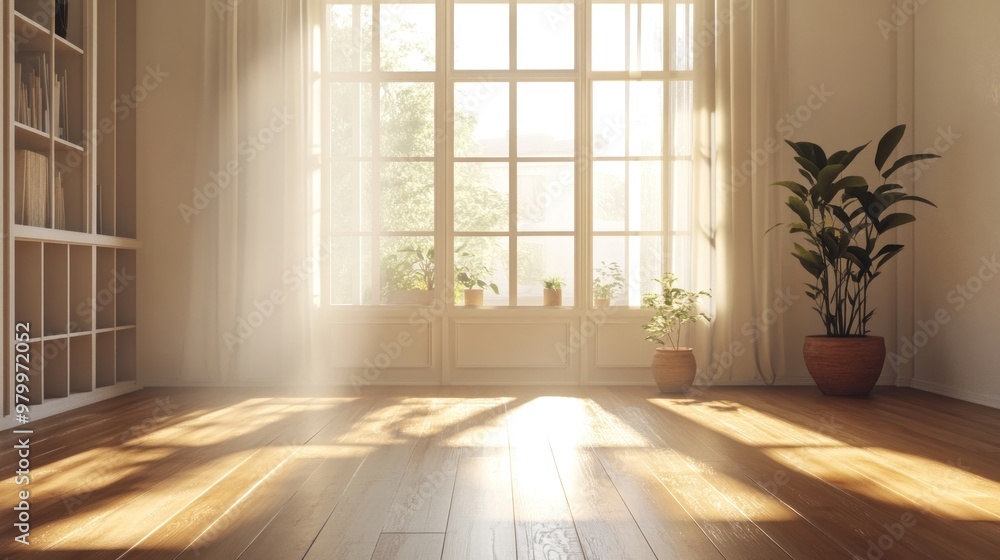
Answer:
[
  {"left": 383, "top": 245, "right": 435, "bottom": 305},
  {"left": 593, "top": 261, "right": 625, "bottom": 307},
  {"left": 542, "top": 276, "right": 565, "bottom": 307},
  {"left": 642, "top": 273, "right": 711, "bottom": 393},
  {"left": 773, "top": 124, "right": 938, "bottom": 396},
  {"left": 456, "top": 262, "right": 499, "bottom": 307}
]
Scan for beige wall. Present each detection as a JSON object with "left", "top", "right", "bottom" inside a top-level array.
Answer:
[
  {"left": 778, "top": 0, "right": 901, "bottom": 382},
  {"left": 136, "top": 0, "right": 205, "bottom": 383},
  {"left": 911, "top": 0, "right": 1000, "bottom": 406}
]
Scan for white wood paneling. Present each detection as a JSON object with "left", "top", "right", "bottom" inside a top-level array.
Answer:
[
  {"left": 596, "top": 321, "right": 656, "bottom": 368},
  {"left": 329, "top": 321, "right": 434, "bottom": 369},
  {"left": 453, "top": 321, "right": 570, "bottom": 369}
]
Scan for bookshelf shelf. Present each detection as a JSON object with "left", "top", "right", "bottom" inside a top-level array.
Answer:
[
  {"left": 14, "top": 12, "right": 51, "bottom": 51},
  {"left": 54, "top": 136, "right": 84, "bottom": 152},
  {"left": 4, "top": 0, "right": 141, "bottom": 425},
  {"left": 54, "top": 34, "right": 84, "bottom": 56},
  {"left": 14, "top": 121, "right": 50, "bottom": 151}
]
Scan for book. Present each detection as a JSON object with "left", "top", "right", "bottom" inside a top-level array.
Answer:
[
  {"left": 14, "top": 150, "right": 49, "bottom": 228},
  {"left": 55, "top": 172, "right": 66, "bottom": 230}
]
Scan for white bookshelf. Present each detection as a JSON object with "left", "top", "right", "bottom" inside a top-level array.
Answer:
[{"left": 3, "top": 0, "right": 140, "bottom": 427}]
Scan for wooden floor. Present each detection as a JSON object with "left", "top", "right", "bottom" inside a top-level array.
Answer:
[{"left": 3, "top": 386, "right": 1000, "bottom": 559}]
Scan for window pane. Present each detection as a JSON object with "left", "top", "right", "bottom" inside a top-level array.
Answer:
[
  {"left": 671, "top": 160, "right": 692, "bottom": 232},
  {"left": 629, "top": 161, "right": 662, "bottom": 231},
  {"left": 669, "top": 80, "right": 693, "bottom": 157},
  {"left": 331, "top": 82, "right": 372, "bottom": 157},
  {"left": 455, "top": 4, "right": 509, "bottom": 70},
  {"left": 594, "top": 235, "right": 663, "bottom": 307},
  {"left": 594, "top": 161, "right": 625, "bottom": 231},
  {"left": 381, "top": 162, "right": 435, "bottom": 231},
  {"left": 331, "top": 163, "right": 373, "bottom": 232},
  {"left": 454, "top": 82, "right": 510, "bottom": 158},
  {"left": 455, "top": 162, "right": 509, "bottom": 232},
  {"left": 455, "top": 236, "right": 510, "bottom": 306},
  {"left": 592, "top": 4, "right": 626, "bottom": 71},
  {"left": 328, "top": 3, "right": 373, "bottom": 72},
  {"left": 380, "top": 82, "right": 435, "bottom": 157},
  {"left": 672, "top": 1, "right": 694, "bottom": 71},
  {"left": 380, "top": 3, "right": 436, "bottom": 72},
  {"left": 380, "top": 237, "right": 435, "bottom": 304},
  {"left": 593, "top": 81, "right": 626, "bottom": 157},
  {"left": 639, "top": 3, "right": 664, "bottom": 71},
  {"left": 517, "top": 236, "right": 574, "bottom": 306},
  {"left": 517, "top": 162, "right": 574, "bottom": 232},
  {"left": 630, "top": 81, "right": 663, "bottom": 156},
  {"left": 331, "top": 236, "right": 373, "bottom": 305},
  {"left": 517, "top": 3, "right": 574, "bottom": 70},
  {"left": 517, "top": 82, "right": 574, "bottom": 157}
]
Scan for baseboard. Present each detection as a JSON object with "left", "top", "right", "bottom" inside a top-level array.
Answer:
[{"left": 909, "top": 378, "right": 1000, "bottom": 410}]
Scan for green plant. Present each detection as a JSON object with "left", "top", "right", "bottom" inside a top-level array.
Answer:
[
  {"left": 382, "top": 245, "right": 436, "bottom": 298},
  {"left": 641, "top": 273, "right": 711, "bottom": 350},
  {"left": 772, "top": 125, "right": 938, "bottom": 336},
  {"left": 542, "top": 276, "right": 565, "bottom": 290},
  {"left": 593, "top": 261, "right": 625, "bottom": 300},
  {"left": 456, "top": 263, "right": 500, "bottom": 294}
]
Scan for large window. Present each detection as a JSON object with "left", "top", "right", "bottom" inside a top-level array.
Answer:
[{"left": 323, "top": 0, "right": 695, "bottom": 308}]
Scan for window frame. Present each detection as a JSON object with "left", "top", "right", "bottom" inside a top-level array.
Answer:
[{"left": 318, "top": 0, "right": 696, "bottom": 310}]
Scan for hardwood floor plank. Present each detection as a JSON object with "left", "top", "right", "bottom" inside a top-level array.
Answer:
[
  {"left": 543, "top": 396, "right": 658, "bottom": 560},
  {"left": 16, "top": 395, "right": 305, "bottom": 554},
  {"left": 236, "top": 398, "right": 400, "bottom": 560},
  {"left": 505, "top": 397, "right": 586, "bottom": 560},
  {"left": 4, "top": 386, "right": 1000, "bottom": 560},
  {"left": 440, "top": 456, "right": 516, "bottom": 560},
  {"left": 655, "top": 389, "right": 998, "bottom": 560},
  {"left": 371, "top": 533, "right": 444, "bottom": 560},
  {"left": 123, "top": 398, "right": 364, "bottom": 559},
  {"left": 382, "top": 401, "right": 502, "bottom": 533},
  {"left": 299, "top": 400, "right": 432, "bottom": 560}
]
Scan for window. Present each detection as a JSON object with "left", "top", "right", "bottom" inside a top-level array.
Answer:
[{"left": 322, "top": 0, "right": 696, "bottom": 308}]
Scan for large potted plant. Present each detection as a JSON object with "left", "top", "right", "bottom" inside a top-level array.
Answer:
[
  {"left": 456, "top": 261, "right": 499, "bottom": 307},
  {"left": 773, "top": 125, "right": 938, "bottom": 395},
  {"left": 593, "top": 261, "right": 625, "bottom": 307},
  {"left": 642, "top": 273, "right": 711, "bottom": 393}
]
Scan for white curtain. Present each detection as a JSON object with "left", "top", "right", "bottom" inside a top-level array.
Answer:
[
  {"left": 180, "top": 0, "right": 316, "bottom": 383},
  {"left": 692, "top": 0, "right": 787, "bottom": 385}
]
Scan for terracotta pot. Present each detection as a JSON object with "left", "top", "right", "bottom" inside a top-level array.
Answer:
[
  {"left": 388, "top": 290, "right": 434, "bottom": 306},
  {"left": 543, "top": 288, "right": 563, "bottom": 307},
  {"left": 803, "top": 335, "right": 886, "bottom": 396},
  {"left": 594, "top": 298, "right": 611, "bottom": 308},
  {"left": 651, "top": 347, "right": 697, "bottom": 393},
  {"left": 463, "top": 288, "right": 483, "bottom": 307}
]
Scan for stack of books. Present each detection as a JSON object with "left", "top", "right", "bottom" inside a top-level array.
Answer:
[
  {"left": 14, "top": 150, "right": 50, "bottom": 228},
  {"left": 14, "top": 54, "right": 69, "bottom": 138}
]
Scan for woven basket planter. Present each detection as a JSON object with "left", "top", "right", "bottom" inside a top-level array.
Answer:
[
  {"left": 651, "top": 347, "right": 697, "bottom": 393},
  {"left": 803, "top": 336, "right": 886, "bottom": 396}
]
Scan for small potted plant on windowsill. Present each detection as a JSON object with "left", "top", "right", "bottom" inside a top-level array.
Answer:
[
  {"left": 456, "top": 263, "right": 499, "bottom": 307},
  {"left": 384, "top": 245, "right": 435, "bottom": 305},
  {"left": 642, "top": 273, "right": 711, "bottom": 393},
  {"left": 542, "top": 276, "right": 565, "bottom": 307},
  {"left": 593, "top": 261, "right": 625, "bottom": 308}
]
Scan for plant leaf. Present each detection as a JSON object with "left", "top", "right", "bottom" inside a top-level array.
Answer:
[
  {"left": 897, "top": 195, "right": 938, "bottom": 208},
  {"left": 775, "top": 181, "right": 809, "bottom": 200},
  {"left": 875, "top": 212, "right": 916, "bottom": 234},
  {"left": 787, "top": 196, "right": 812, "bottom": 226},
  {"left": 876, "top": 124, "right": 906, "bottom": 171},
  {"left": 882, "top": 153, "right": 941, "bottom": 179},
  {"left": 795, "top": 157, "right": 821, "bottom": 180}
]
